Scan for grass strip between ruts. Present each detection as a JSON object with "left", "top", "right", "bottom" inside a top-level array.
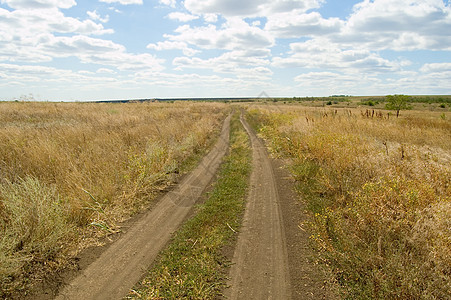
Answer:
[{"left": 127, "top": 112, "right": 251, "bottom": 299}]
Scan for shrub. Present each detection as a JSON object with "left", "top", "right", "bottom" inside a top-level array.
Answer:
[{"left": 385, "top": 94, "right": 412, "bottom": 117}]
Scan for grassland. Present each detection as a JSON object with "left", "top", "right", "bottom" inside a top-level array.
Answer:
[
  {"left": 128, "top": 111, "right": 251, "bottom": 299},
  {"left": 0, "top": 101, "right": 227, "bottom": 297},
  {"left": 246, "top": 104, "right": 450, "bottom": 299}
]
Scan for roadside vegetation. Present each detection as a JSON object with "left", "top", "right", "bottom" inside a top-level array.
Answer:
[
  {"left": 246, "top": 104, "right": 450, "bottom": 299},
  {"left": 129, "top": 111, "right": 251, "bottom": 299},
  {"left": 0, "top": 101, "right": 227, "bottom": 297}
]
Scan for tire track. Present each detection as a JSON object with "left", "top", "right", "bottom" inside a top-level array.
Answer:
[
  {"left": 56, "top": 114, "right": 231, "bottom": 300},
  {"left": 225, "top": 114, "right": 291, "bottom": 299}
]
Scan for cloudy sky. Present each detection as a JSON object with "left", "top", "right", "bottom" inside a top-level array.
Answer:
[{"left": 0, "top": 0, "right": 450, "bottom": 101}]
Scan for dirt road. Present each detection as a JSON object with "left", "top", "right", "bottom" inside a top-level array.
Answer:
[
  {"left": 55, "top": 114, "right": 231, "bottom": 300},
  {"left": 225, "top": 115, "right": 291, "bottom": 299}
]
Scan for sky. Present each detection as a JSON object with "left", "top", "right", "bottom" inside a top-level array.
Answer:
[{"left": 0, "top": 0, "right": 450, "bottom": 101}]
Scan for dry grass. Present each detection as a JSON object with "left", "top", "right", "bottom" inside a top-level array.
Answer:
[
  {"left": 246, "top": 104, "right": 450, "bottom": 299},
  {"left": 129, "top": 111, "right": 251, "bottom": 299},
  {"left": 0, "top": 101, "right": 227, "bottom": 296}
]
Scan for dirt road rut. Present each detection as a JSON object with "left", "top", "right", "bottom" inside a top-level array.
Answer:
[
  {"left": 56, "top": 115, "right": 231, "bottom": 300},
  {"left": 225, "top": 115, "right": 291, "bottom": 299}
]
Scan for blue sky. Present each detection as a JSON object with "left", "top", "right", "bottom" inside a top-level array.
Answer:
[{"left": 0, "top": 0, "right": 450, "bottom": 101}]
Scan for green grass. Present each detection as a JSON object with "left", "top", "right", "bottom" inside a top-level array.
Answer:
[{"left": 127, "top": 112, "right": 251, "bottom": 299}]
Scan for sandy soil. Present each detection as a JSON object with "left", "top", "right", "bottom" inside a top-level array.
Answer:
[{"left": 52, "top": 114, "right": 231, "bottom": 300}]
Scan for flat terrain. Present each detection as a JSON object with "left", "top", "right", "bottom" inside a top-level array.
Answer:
[
  {"left": 225, "top": 114, "right": 333, "bottom": 299},
  {"left": 52, "top": 112, "right": 333, "bottom": 300},
  {"left": 245, "top": 104, "right": 450, "bottom": 298},
  {"left": 1, "top": 104, "right": 342, "bottom": 299},
  {"left": 2, "top": 101, "right": 448, "bottom": 299},
  {"left": 225, "top": 115, "right": 291, "bottom": 299},
  {"left": 54, "top": 115, "right": 231, "bottom": 300}
]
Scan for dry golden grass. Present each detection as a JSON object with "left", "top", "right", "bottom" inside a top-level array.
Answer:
[
  {"left": 0, "top": 101, "right": 228, "bottom": 296},
  {"left": 246, "top": 104, "right": 450, "bottom": 299}
]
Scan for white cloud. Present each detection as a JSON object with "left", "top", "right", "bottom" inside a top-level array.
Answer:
[
  {"left": 167, "top": 12, "right": 198, "bottom": 22},
  {"left": 265, "top": 11, "right": 344, "bottom": 38},
  {"left": 0, "top": 5, "right": 164, "bottom": 71},
  {"left": 166, "top": 18, "right": 274, "bottom": 51},
  {"left": 78, "top": 70, "right": 95, "bottom": 75},
  {"left": 0, "top": 3, "right": 121, "bottom": 72},
  {"left": 99, "top": 0, "right": 143, "bottom": 5},
  {"left": 147, "top": 40, "right": 199, "bottom": 56},
  {"left": 203, "top": 13, "right": 218, "bottom": 23},
  {"left": 42, "top": 35, "right": 125, "bottom": 56},
  {"left": 38, "top": 35, "right": 165, "bottom": 71},
  {"left": 184, "top": 0, "right": 323, "bottom": 17},
  {"left": 0, "top": 62, "right": 131, "bottom": 100},
  {"left": 80, "top": 52, "right": 165, "bottom": 72},
  {"left": 272, "top": 38, "right": 404, "bottom": 73},
  {"left": 132, "top": 70, "right": 265, "bottom": 97},
  {"left": 1, "top": 0, "right": 450, "bottom": 100},
  {"left": 159, "top": 0, "right": 176, "bottom": 8},
  {"left": 293, "top": 70, "right": 387, "bottom": 96},
  {"left": 184, "top": 0, "right": 264, "bottom": 16},
  {"left": 0, "top": 63, "right": 65, "bottom": 77},
  {"left": 97, "top": 68, "right": 116, "bottom": 74},
  {"left": 336, "top": 0, "right": 451, "bottom": 50},
  {"left": 420, "top": 62, "right": 451, "bottom": 73},
  {"left": 108, "top": 6, "right": 122, "bottom": 13},
  {"left": 87, "top": 10, "right": 109, "bottom": 23},
  {"left": 0, "top": 0, "right": 76, "bottom": 9},
  {"left": 0, "top": 63, "right": 118, "bottom": 89},
  {"left": 0, "top": 7, "right": 113, "bottom": 37},
  {"left": 0, "top": 5, "right": 121, "bottom": 66},
  {"left": 172, "top": 49, "right": 272, "bottom": 82}
]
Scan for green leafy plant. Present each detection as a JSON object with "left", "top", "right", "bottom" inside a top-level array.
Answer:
[{"left": 385, "top": 94, "right": 412, "bottom": 117}]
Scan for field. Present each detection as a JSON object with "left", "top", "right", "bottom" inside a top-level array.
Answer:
[
  {"left": 0, "top": 99, "right": 450, "bottom": 299},
  {"left": 0, "top": 101, "right": 227, "bottom": 296},
  {"left": 246, "top": 103, "right": 450, "bottom": 298}
]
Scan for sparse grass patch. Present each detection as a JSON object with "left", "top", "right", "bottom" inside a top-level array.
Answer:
[
  {"left": 128, "top": 112, "right": 251, "bottom": 299},
  {"left": 246, "top": 105, "right": 451, "bottom": 299}
]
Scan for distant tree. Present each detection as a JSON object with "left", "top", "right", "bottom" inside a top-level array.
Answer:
[{"left": 385, "top": 94, "right": 412, "bottom": 117}]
